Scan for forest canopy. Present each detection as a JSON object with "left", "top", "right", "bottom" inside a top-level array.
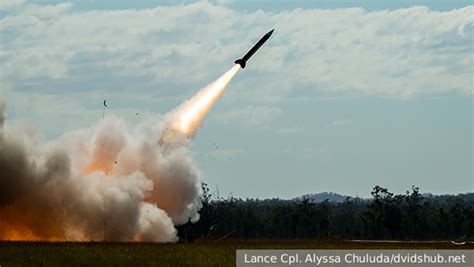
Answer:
[{"left": 179, "top": 185, "right": 474, "bottom": 242}]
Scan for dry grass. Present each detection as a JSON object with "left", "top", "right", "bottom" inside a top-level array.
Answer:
[{"left": 0, "top": 240, "right": 471, "bottom": 266}]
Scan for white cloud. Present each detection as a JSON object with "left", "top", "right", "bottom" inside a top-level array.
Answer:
[
  {"left": 0, "top": 2, "right": 472, "bottom": 136},
  {"left": 1, "top": 3, "right": 472, "bottom": 97},
  {"left": 0, "top": 0, "right": 25, "bottom": 11},
  {"left": 214, "top": 106, "right": 282, "bottom": 127}
]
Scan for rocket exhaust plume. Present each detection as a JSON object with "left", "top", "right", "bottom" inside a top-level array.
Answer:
[
  {"left": 160, "top": 64, "right": 240, "bottom": 145},
  {"left": 0, "top": 65, "right": 240, "bottom": 242},
  {"left": 159, "top": 28, "right": 275, "bottom": 144}
]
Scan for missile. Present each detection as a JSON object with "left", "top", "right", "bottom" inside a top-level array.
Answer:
[{"left": 234, "top": 29, "right": 274, "bottom": 69}]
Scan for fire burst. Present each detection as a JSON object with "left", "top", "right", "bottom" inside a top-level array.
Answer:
[{"left": 0, "top": 64, "right": 241, "bottom": 242}]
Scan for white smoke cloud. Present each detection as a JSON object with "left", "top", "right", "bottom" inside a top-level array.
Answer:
[{"left": 0, "top": 102, "right": 202, "bottom": 242}]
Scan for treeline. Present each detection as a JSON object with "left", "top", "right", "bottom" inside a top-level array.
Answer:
[{"left": 178, "top": 185, "right": 474, "bottom": 241}]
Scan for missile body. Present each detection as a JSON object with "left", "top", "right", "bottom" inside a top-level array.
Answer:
[{"left": 234, "top": 29, "right": 274, "bottom": 69}]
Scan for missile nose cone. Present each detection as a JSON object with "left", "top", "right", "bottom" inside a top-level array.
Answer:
[{"left": 268, "top": 29, "right": 274, "bottom": 36}]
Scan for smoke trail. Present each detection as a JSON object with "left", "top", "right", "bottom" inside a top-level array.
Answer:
[
  {"left": 160, "top": 64, "right": 240, "bottom": 144},
  {"left": 0, "top": 65, "right": 240, "bottom": 242}
]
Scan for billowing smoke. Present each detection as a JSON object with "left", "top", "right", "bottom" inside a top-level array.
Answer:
[{"left": 0, "top": 65, "right": 239, "bottom": 242}]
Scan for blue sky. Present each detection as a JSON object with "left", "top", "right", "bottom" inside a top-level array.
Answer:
[{"left": 1, "top": 0, "right": 472, "bottom": 198}]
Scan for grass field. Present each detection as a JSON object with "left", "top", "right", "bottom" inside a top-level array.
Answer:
[{"left": 0, "top": 240, "right": 472, "bottom": 266}]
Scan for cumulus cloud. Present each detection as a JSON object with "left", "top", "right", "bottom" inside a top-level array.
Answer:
[
  {"left": 1, "top": 3, "right": 472, "bottom": 98},
  {"left": 0, "top": 2, "right": 472, "bottom": 137},
  {"left": 0, "top": 0, "right": 25, "bottom": 11}
]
